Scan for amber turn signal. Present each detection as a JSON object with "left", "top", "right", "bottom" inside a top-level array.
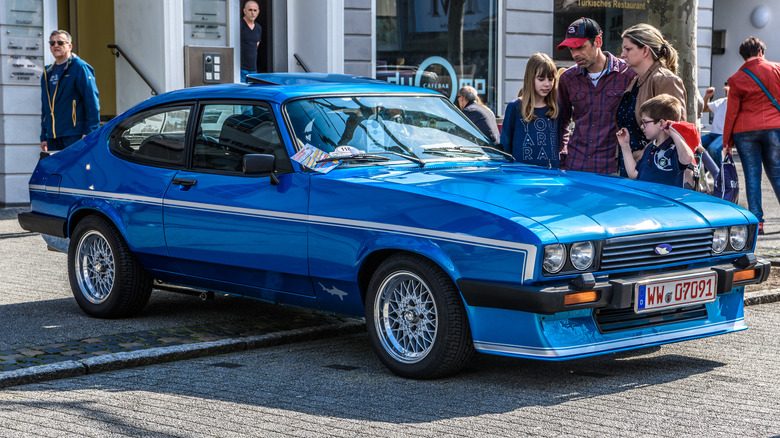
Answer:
[
  {"left": 733, "top": 269, "right": 757, "bottom": 283},
  {"left": 564, "top": 291, "right": 599, "bottom": 306}
]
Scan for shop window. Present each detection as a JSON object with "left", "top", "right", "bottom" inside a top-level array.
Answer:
[
  {"left": 553, "top": 0, "right": 649, "bottom": 65},
  {"left": 376, "top": 0, "right": 499, "bottom": 113}
]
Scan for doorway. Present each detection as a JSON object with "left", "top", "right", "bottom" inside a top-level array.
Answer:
[
  {"left": 57, "top": 0, "right": 117, "bottom": 120},
  {"left": 241, "top": 0, "right": 273, "bottom": 73}
]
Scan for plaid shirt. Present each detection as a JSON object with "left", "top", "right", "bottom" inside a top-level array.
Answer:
[{"left": 558, "top": 52, "right": 636, "bottom": 174}]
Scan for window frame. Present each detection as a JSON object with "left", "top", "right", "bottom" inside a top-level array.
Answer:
[
  {"left": 108, "top": 103, "right": 195, "bottom": 168},
  {"left": 188, "top": 99, "right": 295, "bottom": 176}
]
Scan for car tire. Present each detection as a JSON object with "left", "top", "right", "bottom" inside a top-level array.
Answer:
[
  {"left": 366, "top": 253, "right": 474, "bottom": 379},
  {"left": 68, "top": 215, "right": 152, "bottom": 318}
]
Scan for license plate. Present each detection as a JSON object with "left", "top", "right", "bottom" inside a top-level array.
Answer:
[{"left": 634, "top": 271, "right": 718, "bottom": 313}]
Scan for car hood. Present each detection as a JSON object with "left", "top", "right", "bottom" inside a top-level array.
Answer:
[{"left": 336, "top": 164, "right": 752, "bottom": 241}]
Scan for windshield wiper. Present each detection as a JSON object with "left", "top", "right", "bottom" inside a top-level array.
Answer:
[
  {"left": 482, "top": 146, "right": 515, "bottom": 162},
  {"left": 422, "top": 145, "right": 515, "bottom": 162},
  {"left": 370, "top": 151, "right": 425, "bottom": 167},
  {"left": 316, "top": 154, "right": 391, "bottom": 163},
  {"left": 317, "top": 151, "right": 425, "bottom": 167}
]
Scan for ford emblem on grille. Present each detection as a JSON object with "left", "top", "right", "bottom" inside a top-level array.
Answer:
[{"left": 655, "top": 244, "right": 673, "bottom": 255}]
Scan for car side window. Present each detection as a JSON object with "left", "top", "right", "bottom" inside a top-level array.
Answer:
[
  {"left": 193, "top": 103, "right": 292, "bottom": 173},
  {"left": 110, "top": 107, "right": 190, "bottom": 166}
]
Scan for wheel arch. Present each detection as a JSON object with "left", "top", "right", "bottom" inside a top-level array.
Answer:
[
  {"left": 67, "top": 201, "right": 127, "bottom": 240},
  {"left": 357, "top": 245, "right": 461, "bottom": 305}
]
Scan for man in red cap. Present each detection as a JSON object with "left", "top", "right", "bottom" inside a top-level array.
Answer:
[{"left": 557, "top": 17, "right": 636, "bottom": 174}]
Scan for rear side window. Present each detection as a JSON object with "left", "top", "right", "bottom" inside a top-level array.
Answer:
[
  {"left": 110, "top": 106, "right": 191, "bottom": 166},
  {"left": 193, "top": 103, "right": 292, "bottom": 173}
]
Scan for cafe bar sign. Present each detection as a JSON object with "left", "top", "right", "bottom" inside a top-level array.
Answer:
[
  {"left": 1, "top": 0, "right": 45, "bottom": 85},
  {"left": 576, "top": 0, "right": 646, "bottom": 9}
]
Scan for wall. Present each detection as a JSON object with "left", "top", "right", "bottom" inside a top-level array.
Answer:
[
  {"left": 712, "top": 0, "right": 778, "bottom": 93},
  {"left": 287, "top": 0, "right": 344, "bottom": 73},
  {"left": 0, "top": 2, "right": 57, "bottom": 206},
  {"left": 502, "top": 0, "right": 553, "bottom": 115},
  {"left": 114, "top": 0, "right": 184, "bottom": 114},
  {"left": 344, "top": 0, "right": 374, "bottom": 77}
]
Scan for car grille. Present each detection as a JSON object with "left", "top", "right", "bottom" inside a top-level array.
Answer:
[
  {"left": 600, "top": 229, "right": 713, "bottom": 271},
  {"left": 595, "top": 305, "right": 708, "bottom": 333}
]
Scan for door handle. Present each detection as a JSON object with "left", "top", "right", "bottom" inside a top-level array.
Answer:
[{"left": 172, "top": 178, "right": 197, "bottom": 186}]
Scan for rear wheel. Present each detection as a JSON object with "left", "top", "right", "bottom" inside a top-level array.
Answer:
[
  {"left": 68, "top": 216, "right": 152, "bottom": 318},
  {"left": 366, "top": 253, "right": 474, "bottom": 379}
]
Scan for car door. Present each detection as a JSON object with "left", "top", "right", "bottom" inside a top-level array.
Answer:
[{"left": 162, "top": 102, "right": 313, "bottom": 301}]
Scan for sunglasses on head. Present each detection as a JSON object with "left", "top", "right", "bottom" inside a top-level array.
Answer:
[{"left": 49, "top": 40, "right": 68, "bottom": 46}]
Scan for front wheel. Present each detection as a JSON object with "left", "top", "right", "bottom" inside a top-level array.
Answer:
[
  {"left": 68, "top": 215, "right": 152, "bottom": 318},
  {"left": 366, "top": 253, "right": 474, "bottom": 379}
]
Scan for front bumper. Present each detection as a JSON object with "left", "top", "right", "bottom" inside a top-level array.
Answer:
[{"left": 457, "top": 255, "right": 771, "bottom": 315}]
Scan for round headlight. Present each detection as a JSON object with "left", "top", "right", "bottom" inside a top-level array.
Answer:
[
  {"left": 543, "top": 244, "right": 566, "bottom": 274},
  {"left": 712, "top": 227, "right": 728, "bottom": 253},
  {"left": 570, "top": 241, "right": 595, "bottom": 270},
  {"left": 730, "top": 225, "right": 748, "bottom": 251}
]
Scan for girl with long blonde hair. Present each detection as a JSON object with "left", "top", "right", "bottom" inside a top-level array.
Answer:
[{"left": 499, "top": 53, "right": 560, "bottom": 168}]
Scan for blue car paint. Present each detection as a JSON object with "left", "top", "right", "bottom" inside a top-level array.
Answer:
[
  {"left": 162, "top": 170, "right": 312, "bottom": 297},
  {"left": 467, "top": 289, "right": 746, "bottom": 360},
  {"left": 22, "top": 75, "right": 767, "bottom": 363}
]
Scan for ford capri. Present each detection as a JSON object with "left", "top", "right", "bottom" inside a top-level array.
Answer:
[{"left": 19, "top": 73, "right": 769, "bottom": 379}]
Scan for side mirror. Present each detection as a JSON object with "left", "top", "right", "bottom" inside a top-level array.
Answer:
[{"left": 243, "top": 154, "right": 279, "bottom": 185}]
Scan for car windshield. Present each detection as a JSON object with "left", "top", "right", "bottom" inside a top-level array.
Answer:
[{"left": 284, "top": 95, "right": 507, "bottom": 167}]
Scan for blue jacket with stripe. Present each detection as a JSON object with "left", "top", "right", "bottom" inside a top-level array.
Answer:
[{"left": 40, "top": 55, "right": 100, "bottom": 141}]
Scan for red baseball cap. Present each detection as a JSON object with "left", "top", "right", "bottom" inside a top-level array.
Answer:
[
  {"left": 668, "top": 121, "right": 700, "bottom": 154},
  {"left": 557, "top": 17, "right": 601, "bottom": 50}
]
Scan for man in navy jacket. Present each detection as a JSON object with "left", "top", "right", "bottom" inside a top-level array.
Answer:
[
  {"left": 457, "top": 86, "right": 500, "bottom": 144},
  {"left": 40, "top": 30, "right": 100, "bottom": 151}
]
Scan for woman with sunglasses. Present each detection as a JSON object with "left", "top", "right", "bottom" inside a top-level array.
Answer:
[{"left": 40, "top": 30, "right": 100, "bottom": 152}]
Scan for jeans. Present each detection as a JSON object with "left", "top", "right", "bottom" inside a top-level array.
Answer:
[
  {"left": 240, "top": 69, "right": 257, "bottom": 83},
  {"left": 733, "top": 128, "right": 780, "bottom": 223},
  {"left": 701, "top": 132, "right": 723, "bottom": 170},
  {"left": 47, "top": 135, "right": 81, "bottom": 151}
]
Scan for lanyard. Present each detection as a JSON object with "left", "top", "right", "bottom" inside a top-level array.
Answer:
[{"left": 43, "top": 59, "right": 71, "bottom": 137}]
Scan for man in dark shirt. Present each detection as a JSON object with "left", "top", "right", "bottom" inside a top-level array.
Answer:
[
  {"left": 457, "top": 86, "right": 500, "bottom": 144},
  {"left": 240, "top": 0, "right": 262, "bottom": 83},
  {"left": 557, "top": 17, "right": 636, "bottom": 174}
]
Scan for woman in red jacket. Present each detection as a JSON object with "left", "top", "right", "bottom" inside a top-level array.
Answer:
[{"left": 723, "top": 37, "right": 780, "bottom": 235}]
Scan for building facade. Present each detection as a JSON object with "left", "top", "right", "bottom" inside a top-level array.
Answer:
[{"left": 0, "top": 0, "right": 776, "bottom": 205}]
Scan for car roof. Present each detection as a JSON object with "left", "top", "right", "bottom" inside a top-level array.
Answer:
[{"left": 135, "top": 73, "right": 442, "bottom": 110}]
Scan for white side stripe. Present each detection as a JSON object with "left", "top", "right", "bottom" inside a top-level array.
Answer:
[{"left": 31, "top": 186, "right": 538, "bottom": 278}]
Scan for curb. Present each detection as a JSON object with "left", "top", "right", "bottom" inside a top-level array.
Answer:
[
  {"left": 0, "top": 319, "right": 366, "bottom": 389},
  {"left": 744, "top": 289, "right": 780, "bottom": 306}
]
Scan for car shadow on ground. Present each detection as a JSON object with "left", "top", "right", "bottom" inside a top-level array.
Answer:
[{"left": 0, "top": 332, "right": 727, "bottom": 426}]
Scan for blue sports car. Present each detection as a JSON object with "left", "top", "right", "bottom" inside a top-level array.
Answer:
[{"left": 19, "top": 73, "right": 770, "bottom": 379}]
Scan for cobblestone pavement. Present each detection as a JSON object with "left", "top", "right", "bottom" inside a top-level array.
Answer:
[
  {"left": 0, "top": 302, "right": 778, "bottom": 437},
  {"left": 0, "top": 312, "right": 355, "bottom": 373},
  {"left": 0, "top": 209, "right": 361, "bottom": 387}
]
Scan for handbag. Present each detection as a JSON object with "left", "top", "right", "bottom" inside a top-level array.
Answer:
[{"left": 713, "top": 153, "right": 739, "bottom": 204}]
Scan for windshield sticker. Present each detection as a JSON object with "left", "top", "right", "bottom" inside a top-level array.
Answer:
[
  {"left": 330, "top": 146, "right": 363, "bottom": 158},
  {"left": 292, "top": 144, "right": 339, "bottom": 173}
]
